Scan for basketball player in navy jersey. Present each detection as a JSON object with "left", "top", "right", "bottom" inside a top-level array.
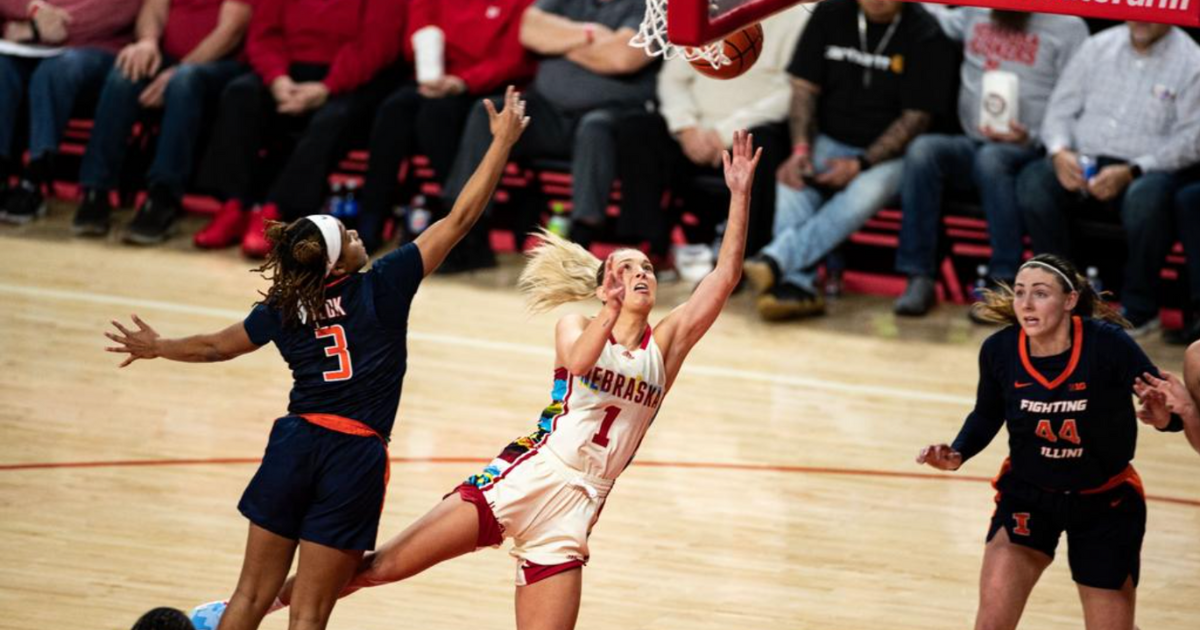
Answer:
[
  {"left": 917, "top": 253, "right": 1184, "bottom": 630},
  {"left": 245, "top": 131, "right": 762, "bottom": 630},
  {"left": 104, "top": 87, "right": 530, "bottom": 630}
]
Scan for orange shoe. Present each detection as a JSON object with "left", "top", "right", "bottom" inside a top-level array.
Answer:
[
  {"left": 193, "top": 199, "right": 247, "bottom": 249},
  {"left": 241, "top": 203, "right": 280, "bottom": 259}
]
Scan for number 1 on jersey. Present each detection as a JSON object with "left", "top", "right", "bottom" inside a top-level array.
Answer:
[
  {"left": 592, "top": 405, "right": 621, "bottom": 447},
  {"left": 315, "top": 324, "right": 353, "bottom": 382}
]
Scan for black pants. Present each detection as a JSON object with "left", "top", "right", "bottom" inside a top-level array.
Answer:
[
  {"left": 615, "top": 112, "right": 788, "bottom": 256},
  {"left": 358, "top": 84, "right": 475, "bottom": 251},
  {"left": 196, "top": 64, "right": 391, "bottom": 221}
]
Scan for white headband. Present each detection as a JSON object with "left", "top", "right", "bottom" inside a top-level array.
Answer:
[
  {"left": 1019, "top": 260, "right": 1075, "bottom": 292},
  {"left": 305, "top": 215, "right": 342, "bottom": 277}
]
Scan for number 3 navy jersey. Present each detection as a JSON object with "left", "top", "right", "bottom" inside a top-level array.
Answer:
[
  {"left": 242, "top": 244, "right": 424, "bottom": 441},
  {"left": 952, "top": 316, "right": 1177, "bottom": 492}
]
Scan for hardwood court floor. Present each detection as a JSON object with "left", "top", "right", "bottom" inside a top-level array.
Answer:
[{"left": 1, "top": 203, "right": 1197, "bottom": 630}]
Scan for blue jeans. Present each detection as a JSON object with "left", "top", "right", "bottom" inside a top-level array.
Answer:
[
  {"left": 79, "top": 59, "right": 243, "bottom": 198},
  {"left": 0, "top": 48, "right": 115, "bottom": 162},
  {"left": 1017, "top": 157, "right": 1176, "bottom": 321},
  {"left": 895, "top": 134, "right": 1038, "bottom": 280},
  {"left": 1176, "top": 181, "right": 1200, "bottom": 304},
  {"left": 762, "top": 134, "right": 903, "bottom": 292}
]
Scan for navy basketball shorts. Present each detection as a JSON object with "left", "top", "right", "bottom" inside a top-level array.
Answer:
[
  {"left": 238, "top": 416, "right": 389, "bottom": 551},
  {"left": 988, "top": 471, "right": 1146, "bottom": 590}
]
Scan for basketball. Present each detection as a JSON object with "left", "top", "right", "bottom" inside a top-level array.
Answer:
[{"left": 689, "top": 23, "right": 764, "bottom": 80}]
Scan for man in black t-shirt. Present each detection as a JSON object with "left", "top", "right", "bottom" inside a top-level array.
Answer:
[{"left": 742, "top": 0, "right": 956, "bottom": 320}]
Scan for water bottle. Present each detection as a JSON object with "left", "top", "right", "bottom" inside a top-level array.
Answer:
[
  {"left": 1086, "top": 266, "right": 1103, "bottom": 294},
  {"left": 973, "top": 264, "right": 990, "bottom": 301},
  {"left": 327, "top": 182, "right": 345, "bottom": 218},
  {"left": 407, "top": 194, "right": 431, "bottom": 236},
  {"left": 547, "top": 201, "right": 570, "bottom": 238},
  {"left": 341, "top": 180, "right": 360, "bottom": 229},
  {"left": 1078, "top": 155, "right": 1097, "bottom": 198}
]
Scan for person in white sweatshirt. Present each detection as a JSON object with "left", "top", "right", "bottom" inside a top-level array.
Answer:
[{"left": 601, "top": 8, "right": 808, "bottom": 264}]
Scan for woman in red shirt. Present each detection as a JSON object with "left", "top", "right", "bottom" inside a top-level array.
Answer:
[{"left": 192, "top": 0, "right": 407, "bottom": 258}]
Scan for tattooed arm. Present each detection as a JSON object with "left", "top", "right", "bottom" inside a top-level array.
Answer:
[
  {"left": 779, "top": 77, "right": 821, "bottom": 189},
  {"left": 862, "top": 109, "right": 931, "bottom": 167}
]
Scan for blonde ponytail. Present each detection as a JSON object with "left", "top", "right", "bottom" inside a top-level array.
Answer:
[{"left": 518, "top": 229, "right": 604, "bottom": 313}]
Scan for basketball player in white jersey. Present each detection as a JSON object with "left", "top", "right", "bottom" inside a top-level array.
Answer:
[{"left": 253, "top": 130, "right": 762, "bottom": 630}]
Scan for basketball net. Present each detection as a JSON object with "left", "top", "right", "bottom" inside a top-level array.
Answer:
[{"left": 629, "top": 0, "right": 730, "bottom": 69}]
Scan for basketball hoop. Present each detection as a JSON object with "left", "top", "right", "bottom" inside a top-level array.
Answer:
[{"left": 630, "top": 0, "right": 730, "bottom": 69}]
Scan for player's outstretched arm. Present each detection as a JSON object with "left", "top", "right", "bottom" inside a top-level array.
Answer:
[
  {"left": 655, "top": 130, "right": 761, "bottom": 384},
  {"left": 413, "top": 86, "right": 529, "bottom": 277},
  {"left": 105, "top": 314, "right": 260, "bottom": 367},
  {"left": 1137, "top": 370, "right": 1200, "bottom": 454}
]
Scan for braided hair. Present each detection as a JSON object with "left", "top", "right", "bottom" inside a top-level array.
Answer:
[
  {"left": 972, "top": 253, "right": 1130, "bottom": 328},
  {"left": 252, "top": 219, "right": 333, "bottom": 327}
]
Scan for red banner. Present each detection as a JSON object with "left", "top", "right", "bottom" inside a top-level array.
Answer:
[
  {"left": 669, "top": 0, "right": 1199, "bottom": 46},
  {"left": 921, "top": 0, "right": 1199, "bottom": 27}
]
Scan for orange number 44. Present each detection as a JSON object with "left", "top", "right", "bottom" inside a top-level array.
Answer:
[{"left": 1035, "top": 418, "right": 1081, "bottom": 445}]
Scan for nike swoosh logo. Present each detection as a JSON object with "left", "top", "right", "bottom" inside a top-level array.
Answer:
[{"left": 1015, "top": 381, "right": 1034, "bottom": 388}]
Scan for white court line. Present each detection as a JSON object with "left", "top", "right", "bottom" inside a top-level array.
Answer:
[{"left": 0, "top": 282, "right": 976, "bottom": 406}]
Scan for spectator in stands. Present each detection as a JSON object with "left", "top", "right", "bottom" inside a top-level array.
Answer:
[
  {"left": 356, "top": 0, "right": 537, "bottom": 254},
  {"left": 71, "top": 0, "right": 252, "bottom": 243},
  {"left": 191, "top": 0, "right": 405, "bottom": 258},
  {"left": 0, "top": 0, "right": 140, "bottom": 224},
  {"left": 434, "top": 0, "right": 657, "bottom": 273},
  {"left": 613, "top": 9, "right": 808, "bottom": 267},
  {"left": 742, "top": 0, "right": 956, "bottom": 320},
  {"left": 1169, "top": 176, "right": 1200, "bottom": 345},
  {"left": 892, "top": 9, "right": 1087, "bottom": 317},
  {"left": 1018, "top": 21, "right": 1200, "bottom": 337}
]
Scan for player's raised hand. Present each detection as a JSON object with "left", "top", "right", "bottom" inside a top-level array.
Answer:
[
  {"left": 601, "top": 254, "right": 626, "bottom": 308},
  {"left": 916, "top": 443, "right": 963, "bottom": 471},
  {"left": 105, "top": 314, "right": 161, "bottom": 368},
  {"left": 486, "top": 86, "right": 530, "bottom": 147},
  {"left": 722, "top": 129, "right": 762, "bottom": 199},
  {"left": 1134, "top": 372, "right": 1174, "bottom": 429}
]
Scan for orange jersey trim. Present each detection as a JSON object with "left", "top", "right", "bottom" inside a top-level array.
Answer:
[
  {"left": 1018, "top": 316, "right": 1084, "bottom": 390},
  {"left": 1081, "top": 465, "right": 1144, "bottom": 499}
]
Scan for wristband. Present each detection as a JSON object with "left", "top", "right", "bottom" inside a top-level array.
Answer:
[
  {"left": 856, "top": 154, "right": 871, "bottom": 171},
  {"left": 583, "top": 24, "right": 595, "bottom": 45},
  {"left": 28, "top": 16, "right": 40, "bottom": 43},
  {"left": 791, "top": 143, "right": 809, "bottom": 157},
  {"left": 1128, "top": 163, "right": 1143, "bottom": 179}
]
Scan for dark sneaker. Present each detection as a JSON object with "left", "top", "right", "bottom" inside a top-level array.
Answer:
[
  {"left": 72, "top": 189, "right": 114, "bottom": 236},
  {"left": 124, "top": 190, "right": 181, "bottom": 245},
  {"left": 436, "top": 243, "right": 497, "bottom": 275},
  {"left": 756, "top": 282, "right": 826, "bottom": 321},
  {"left": 1165, "top": 314, "right": 1200, "bottom": 346},
  {"left": 743, "top": 254, "right": 780, "bottom": 295},
  {"left": 1125, "top": 312, "right": 1162, "bottom": 339},
  {"left": 894, "top": 275, "right": 936, "bottom": 317},
  {"left": 0, "top": 181, "right": 46, "bottom": 225}
]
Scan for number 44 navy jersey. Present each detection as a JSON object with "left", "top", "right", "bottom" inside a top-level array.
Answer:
[
  {"left": 952, "top": 316, "right": 1180, "bottom": 492},
  {"left": 242, "top": 244, "right": 424, "bottom": 441}
]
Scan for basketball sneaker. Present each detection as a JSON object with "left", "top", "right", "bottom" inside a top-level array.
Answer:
[
  {"left": 194, "top": 199, "right": 247, "bottom": 249},
  {"left": 189, "top": 600, "right": 228, "bottom": 630}
]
